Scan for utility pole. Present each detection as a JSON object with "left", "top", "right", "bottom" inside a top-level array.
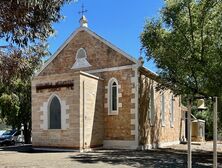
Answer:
[
  {"left": 187, "top": 99, "right": 192, "bottom": 168},
  {"left": 213, "top": 97, "right": 218, "bottom": 168}
]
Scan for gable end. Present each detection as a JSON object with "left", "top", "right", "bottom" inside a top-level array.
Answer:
[{"left": 35, "top": 27, "right": 138, "bottom": 76}]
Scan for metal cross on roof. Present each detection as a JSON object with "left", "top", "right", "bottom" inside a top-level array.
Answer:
[{"left": 78, "top": 3, "right": 88, "bottom": 16}]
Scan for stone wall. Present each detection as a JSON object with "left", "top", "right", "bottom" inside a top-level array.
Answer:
[
  {"left": 96, "top": 68, "right": 136, "bottom": 141},
  {"left": 38, "top": 29, "right": 135, "bottom": 77},
  {"left": 79, "top": 72, "right": 104, "bottom": 149},
  {"left": 138, "top": 71, "right": 182, "bottom": 148},
  {"left": 157, "top": 89, "right": 182, "bottom": 146},
  {"left": 32, "top": 27, "right": 139, "bottom": 149},
  {"left": 76, "top": 67, "right": 138, "bottom": 150},
  {"left": 32, "top": 73, "right": 80, "bottom": 148},
  {"left": 32, "top": 71, "right": 104, "bottom": 149}
]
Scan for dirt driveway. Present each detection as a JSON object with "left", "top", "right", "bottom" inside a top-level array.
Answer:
[{"left": 0, "top": 143, "right": 221, "bottom": 168}]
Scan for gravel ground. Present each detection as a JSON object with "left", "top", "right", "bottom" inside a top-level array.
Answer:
[
  {"left": 163, "top": 141, "right": 222, "bottom": 152},
  {"left": 0, "top": 142, "right": 221, "bottom": 168}
]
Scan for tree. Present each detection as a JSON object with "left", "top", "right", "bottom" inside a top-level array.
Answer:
[
  {"left": 141, "top": 0, "right": 222, "bottom": 98},
  {"left": 141, "top": 0, "right": 222, "bottom": 142},
  {"left": 0, "top": 47, "right": 41, "bottom": 143},
  {"left": 0, "top": 0, "right": 72, "bottom": 48},
  {"left": 0, "top": 93, "right": 20, "bottom": 129},
  {"left": 0, "top": 0, "right": 75, "bottom": 143}
]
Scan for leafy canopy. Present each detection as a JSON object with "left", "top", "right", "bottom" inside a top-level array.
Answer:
[
  {"left": 141, "top": 0, "right": 222, "bottom": 98},
  {"left": 0, "top": 48, "right": 40, "bottom": 131},
  {"left": 0, "top": 0, "right": 74, "bottom": 142},
  {"left": 0, "top": 0, "right": 72, "bottom": 47}
]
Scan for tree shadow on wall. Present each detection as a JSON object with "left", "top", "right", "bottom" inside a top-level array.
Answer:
[
  {"left": 138, "top": 75, "right": 161, "bottom": 147},
  {"left": 69, "top": 148, "right": 222, "bottom": 168}
]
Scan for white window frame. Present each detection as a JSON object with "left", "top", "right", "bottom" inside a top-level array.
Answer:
[
  {"left": 108, "top": 78, "right": 119, "bottom": 115},
  {"left": 71, "top": 48, "right": 91, "bottom": 69},
  {"left": 161, "top": 92, "right": 165, "bottom": 127},
  {"left": 170, "top": 94, "right": 174, "bottom": 128},
  {"left": 40, "top": 94, "right": 69, "bottom": 130},
  {"left": 76, "top": 48, "right": 87, "bottom": 59}
]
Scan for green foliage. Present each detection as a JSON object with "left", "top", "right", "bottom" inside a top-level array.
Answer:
[
  {"left": 0, "top": 46, "right": 43, "bottom": 84},
  {"left": 0, "top": 93, "right": 20, "bottom": 128},
  {"left": 0, "top": 0, "right": 74, "bottom": 143},
  {"left": 0, "top": 0, "right": 73, "bottom": 65},
  {"left": 141, "top": 0, "right": 222, "bottom": 139},
  {"left": 194, "top": 109, "right": 213, "bottom": 139},
  {"left": 193, "top": 98, "right": 214, "bottom": 139},
  {"left": 141, "top": 0, "right": 222, "bottom": 98},
  {"left": 0, "top": 46, "right": 42, "bottom": 142},
  {"left": 0, "top": 50, "right": 40, "bottom": 142},
  {"left": 0, "top": 0, "right": 72, "bottom": 47}
]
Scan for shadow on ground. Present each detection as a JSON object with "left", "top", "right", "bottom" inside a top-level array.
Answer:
[
  {"left": 0, "top": 145, "right": 221, "bottom": 167},
  {"left": 69, "top": 148, "right": 222, "bottom": 168},
  {"left": 0, "top": 145, "right": 73, "bottom": 153}
]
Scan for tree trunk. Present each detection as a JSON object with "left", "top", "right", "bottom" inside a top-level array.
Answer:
[{"left": 23, "top": 122, "right": 31, "bottom": 144}]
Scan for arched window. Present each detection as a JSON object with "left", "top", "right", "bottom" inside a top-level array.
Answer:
[
  {"left": 170, "top": 94, "right": 174, "bottom": 127},
  {"left": 77, "top": 48, "right": 87, "bottom": 59},
  {"left": 49, "top": 96, "right": 61, "bottom": 129},
  {"left": 72, "top": 48, "right": 91, "bottom": 69},
  {"left": 161, "top": 92, "right": 165, "bottom": 127},
  {"left": 108, "top": 78, "right": 119, "bottom": 115},
  {"left": 148, "top": 86, "right": 155, "bottom": 126}
]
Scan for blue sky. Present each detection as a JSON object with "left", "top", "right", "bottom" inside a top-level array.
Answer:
[{"left": 48, "top": 0, "right": 164, "bottom": 72}]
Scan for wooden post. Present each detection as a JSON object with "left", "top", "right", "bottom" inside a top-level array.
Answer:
[
  {"left": 187, "top": 99, "right": 192, "bottom": 168},
  {"left": 213, "top": 97, "right": 217, "bottom": 168}
]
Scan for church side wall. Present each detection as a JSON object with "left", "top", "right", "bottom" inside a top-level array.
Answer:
[
  {"left": 32, "top": 73, "right": 80, "bottom": 149},
  {"left": 90, "top": 68, "right": 138, "bottom": 149},
  {"left": 138, "top": 73, "right": 182, "bottom": 149}
]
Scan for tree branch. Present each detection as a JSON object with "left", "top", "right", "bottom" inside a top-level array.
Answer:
[{"left": 187, "top": 2, "right": 195, "bottom": 56}]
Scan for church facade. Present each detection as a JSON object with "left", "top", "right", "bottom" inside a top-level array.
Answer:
[{"left": 32, "top": 16, "right": 183, "bottom": 150}]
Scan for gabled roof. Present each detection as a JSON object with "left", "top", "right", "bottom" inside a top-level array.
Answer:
[{"left": 35, "top": 27, "right": 138, "bottom": 76}]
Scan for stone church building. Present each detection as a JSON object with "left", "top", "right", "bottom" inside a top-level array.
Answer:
[{"left": 32, "top": 16, "right": 184, "bottom": 150}]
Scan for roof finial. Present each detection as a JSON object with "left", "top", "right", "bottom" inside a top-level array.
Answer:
[
  {"left": 79, "top": 3, "right": 88, "bottom": 17},
  {"left": 79, "top": 3, "right": 88, "bottom": 28}
]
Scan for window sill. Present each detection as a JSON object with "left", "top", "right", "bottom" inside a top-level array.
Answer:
[
  {"left": 108, "top": 111, "right": 118, "bottom": 116},
  {"left": 48, "top": 128, "right": 62, "bottom": 130}
]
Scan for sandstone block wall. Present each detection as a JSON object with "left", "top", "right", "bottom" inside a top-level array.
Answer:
[
  {"left": 32, "top": 72, "right": 104, "bottom": 149},
  {"left": 92, "top": 68, "right": 136, "bottom": 141},
  {"left": 79, "top": 72, "right": 104, "bottom": 149},
  {"left": 32, "top": 73, "right": 80, "bottom": 148},
  {"left": 32, "top": 27, "right": 142, "bottom": 149},
  {"left": 139, "top": 72, "right": 182, "bottom": 148},
  {"left": 39, "top": 30, "right": 135, "bottom": 77},
  {"left": 155, "top": 89, "right": 181, "bottom": 144}
]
